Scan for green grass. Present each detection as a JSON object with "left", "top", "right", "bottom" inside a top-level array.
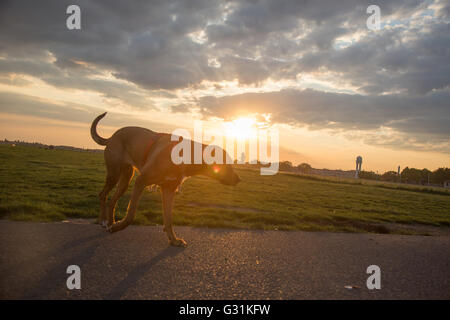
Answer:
[{"left": 0, "top": 145, "right": 449, "bottom": 234}]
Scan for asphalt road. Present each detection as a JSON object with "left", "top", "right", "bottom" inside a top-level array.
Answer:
[{"left": 0, "top": 220, "right": 448, "bottom": 299}]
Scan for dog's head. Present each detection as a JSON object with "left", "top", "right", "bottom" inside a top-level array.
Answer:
[
  {"left": 205, "top": 148, "right": 241, "bottom": 186},
  {"left": 207, "top": 163, "right": 241, "bottom": 186},
  {"left": 184, "top": 140, "right": 241, "bottom": 186},
  {"left": 203, "top": 147, "right": 241, "bottom": 186}
]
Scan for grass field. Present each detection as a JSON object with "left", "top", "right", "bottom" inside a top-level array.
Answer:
[{"left": 0, "top": 144, "right": 449, "bottom": 235}]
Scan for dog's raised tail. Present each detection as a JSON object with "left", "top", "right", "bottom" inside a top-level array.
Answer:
[{"left": 90, "top": 112, "right": 109, "bottom": 146}]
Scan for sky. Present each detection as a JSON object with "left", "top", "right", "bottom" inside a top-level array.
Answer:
[{"left": 0, "top": 0, "right": 449, "bottom": 172}]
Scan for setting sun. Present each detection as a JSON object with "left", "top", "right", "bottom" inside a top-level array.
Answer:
[{"left": 223, "top": 117, "right": 258, "bottom": 140}]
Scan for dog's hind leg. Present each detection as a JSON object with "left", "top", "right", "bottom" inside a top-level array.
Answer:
[
  {"left": 106, "top": 165, "right": 134, "bottom": 228},
  {"left": 99, "top": 170, "right": 120, "bottom": 227},
  {"left": 108, "top": 175, "right": 145, "bottom": 233},
  {"left": 161, "top": 186, "right": 187, "bottom": 247}
]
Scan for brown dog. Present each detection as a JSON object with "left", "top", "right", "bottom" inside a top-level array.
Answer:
[{"left": 90, "top": 113, "right": 240, "bottom": 246}]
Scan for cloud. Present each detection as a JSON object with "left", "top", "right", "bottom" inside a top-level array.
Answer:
[
  {"left": 295, "top": 21, "right": 450, "bottom": 95},
  {"left": 194, "top": 88, "right": 450, "bottom": 153},
  {"left": 1, "top": 0, "right": 445, "bottom": 94},
  {"left": 0, "top": 91, "right": 170, "bottom": 132},
  {"left": 0, "top": 0, "right": 225, "bottom": 90},
  {"left": 0, "top": 55, "right": 156, "bottom": 110}
]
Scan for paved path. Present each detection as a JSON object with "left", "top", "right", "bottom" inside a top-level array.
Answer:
[{"left": 0, "top": 220, "right": 448, "bottom": 299}]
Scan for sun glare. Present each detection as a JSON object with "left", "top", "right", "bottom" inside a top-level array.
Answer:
[{"left": 224, "top": 117, "right": 258, "bottom": 140}]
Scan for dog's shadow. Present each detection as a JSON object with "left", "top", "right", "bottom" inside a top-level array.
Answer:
[
  {"left": 104, "top": 246, "right": 184, "bottom": 299},
  {"left": 22, "top": 236, "right": 104, "bottom": 299}
]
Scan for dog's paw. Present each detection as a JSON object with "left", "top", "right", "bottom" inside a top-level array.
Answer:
[
  {"left": 169, "top": 238, "right": 187, "bottom": 247},
  {"left": 106, "top": 224, "right": 114, "bottom": 233},
  {"left": 101, "top": 220, "right": 108, "bottom": 228}
]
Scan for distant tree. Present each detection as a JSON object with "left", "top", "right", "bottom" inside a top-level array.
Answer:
[
  {"left": 422, "top": 168, "right": 432, "bottom": 184},
  {"left": 358, "top": 170, "right": 379, "bottom": 180},
  {"left": 279, "top": 161, "right": 293, "bottom": 172},
  {"left": 431, "top": 167, "right": 450, "bottom": 185},
  {"left": 401, "top": 167, "right": 430, "bottom": 184},
  {"left": 381, "top": 171, "right": 398, "bottom": 182},
  {"left": 297, "top": 163, "right": 312, "bottom": 174}
]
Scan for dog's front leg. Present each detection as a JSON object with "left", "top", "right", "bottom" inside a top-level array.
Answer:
[
  {"left": 108, "top": 176, "right": 145, "bottom": 233},
  {"left": 161, "top": 186, "right": 186, "bottom": 247}
]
